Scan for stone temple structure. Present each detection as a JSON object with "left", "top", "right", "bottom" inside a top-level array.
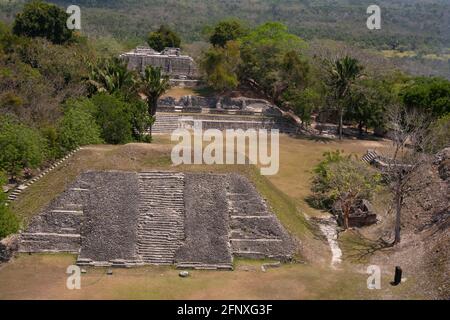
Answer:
[
  {"left": 19, "top": 171, "right": 295, "bottom": 269},
  {"left": 120, "top": 46, "right": 198, "bottom": 79}
]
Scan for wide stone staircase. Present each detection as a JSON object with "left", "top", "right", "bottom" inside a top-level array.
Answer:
[
  {"left": 136, "top": 172, "right": 185, "bottom": 264},
  {"left": 152, "top": 112, "right": 298, "bottom": 134},
  {"left": 152, "top": 114, "right": 181, "bottom": 134}
]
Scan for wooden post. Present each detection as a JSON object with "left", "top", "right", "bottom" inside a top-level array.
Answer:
[{"left": 392, "top": 266, "right": 402, "bottom": 286}]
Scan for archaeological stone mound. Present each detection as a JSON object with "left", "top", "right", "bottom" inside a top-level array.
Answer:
[{"left": 19, "top": 171, "right": 296, "bottom": 269}]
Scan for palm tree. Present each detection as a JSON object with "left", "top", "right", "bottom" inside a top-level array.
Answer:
[
  {"left": 325, "top": 56, "right": 364, "bottom": 140},
  {"left": 140, "top": 65, "right": 171, "bottom": 133},
  {"left": 87, "top": 58, "right": 136, "bottom": 97}
]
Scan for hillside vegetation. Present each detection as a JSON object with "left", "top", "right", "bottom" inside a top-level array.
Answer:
[{"left": 1, "top": 1, "right": 449, "bottom": 51}]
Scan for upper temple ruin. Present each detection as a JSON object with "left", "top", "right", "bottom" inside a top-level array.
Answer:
[{"left": 120, "top": 46, "right": 198, "bottom": 79}]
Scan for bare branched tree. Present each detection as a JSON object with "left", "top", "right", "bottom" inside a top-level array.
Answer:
[{"left": 381, "top": 104, "right": 434, "bottom": 245}]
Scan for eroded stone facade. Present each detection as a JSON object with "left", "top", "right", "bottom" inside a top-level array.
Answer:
[
  {"left": 19, "top": 171, "right": 295, "bottom": 269},
  {"left": 120, "top": 46, "right": 198, "bottom": 79}
]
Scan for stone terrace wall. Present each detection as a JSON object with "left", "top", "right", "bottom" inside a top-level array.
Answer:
[
  {"left": 152, "top": 113, "right": 298, "bottom": 134},
  {"left": 77, "top": 172, "right": 141, "bottom": 266},
  {"left": 175, "top": 173, "right": 233, "bottom": 270},
  {"left": 19, "top": 175, "right": 90, "bottom": 253},
  {"left": 226, "top": 174, "right": 295, "bottom": 261}
]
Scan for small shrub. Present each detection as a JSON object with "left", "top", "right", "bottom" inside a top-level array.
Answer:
[
  {"left": 0, "top": 116, "right": 46, "bottom": 178},
  {"left": 91, "top": 93, "right": 133, "bottom": 144},
  {"left": 57, "top": 107, "right": 103, "bottom": 152},
  {"left": 0, "top": 172, "right": 19, "bottom": 238}
]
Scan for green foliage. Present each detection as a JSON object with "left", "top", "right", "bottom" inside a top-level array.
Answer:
[
  {"left": 287, "top": 88, "right": 321, "bottom": 127},
  {"left": 209, "top": 19, "right": 246, "bottom": 48},
  {"left": 12, "top": 0, "right": 74, "bottom": 45},
  {"left": 344, "top": 79, "right": 390, "bottom": 135},
  {"left": 21, "top": 0, "right": 448, "bottom": 61},
  {"left": 57, "top": 107, "right": 103, "bottom": 152},
  {"left": 128, "top": 98, "right": 154, "bottom": 142},
  {"left": 0, "top": 172, "right": 19, "bottom": 239},
  {"left": 400, "top": 77, "right": 450, "bottom": 118},
  {"left": 0, "top": 116, "right": 46, "bottom": 178},
  {"left": 87, "top": 57, "right": 137, "bottom": 98},
  {"left": 281, "top": 51, "right": 310, "bottom": 90},
  {"left": 427, "top": 114, "right": 450, "bottom": 153},
  {"left": 147, "top": 25, "right": 181, "bottom": 52},
  {"left": 90, "top": 93, "right": 133, "bottom": 145},
  {"left": 141, "top": 65, "right": 170, "bottom": 117},
  {"left": 239, "top": 22, "right": 308, "bottom": 102},
  {"left": 40, "top": 126, "right": 60, "bottom": 160},
  {"left": 311, "top": 151, "right": 381, "bottom": 214},
  {"left": 324, "top": 56, "right": 364, "bottom": 139},
  {"left": 200, "top": 40, "right": 241, "bottom": 92},
  {"left": 0, "top": 34, "right": 92, "bottom": 125}
]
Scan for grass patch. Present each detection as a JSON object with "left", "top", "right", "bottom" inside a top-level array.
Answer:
[{"left": 1, "top": 253, "right": 421, "bottom": 299}]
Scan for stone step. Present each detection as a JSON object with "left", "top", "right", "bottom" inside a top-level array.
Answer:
[{"left": 136, "top": 172, "right": 185, "bottom": 266}]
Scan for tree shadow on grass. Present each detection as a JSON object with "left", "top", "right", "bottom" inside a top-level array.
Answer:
[{"left": 343, "top": 234, "right": 394, "bottom": 263}]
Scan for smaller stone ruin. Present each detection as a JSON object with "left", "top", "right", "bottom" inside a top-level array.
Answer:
[
  {"left": 158, "top": 95, "right": 282, "bottom": 116},
  {"left": 332, "top": 199, "right": 377, "bottom": 228}
]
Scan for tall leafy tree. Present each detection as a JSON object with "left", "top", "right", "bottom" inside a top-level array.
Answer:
[
  {"left": 147, "top": 25, "right": 181, "bottom": 52},
  {"left": 239, "top": 22, "right": 308, "bottom": 105},
  {"left": 140, "top": 66, "right": 170, "bottom": 133},
  {"left": 325, "top": 56, "right": 364, "bottom": 139},
  {"left": 289, "top": 88, "right": 321, "bottom": 128},
  {"left": 13, "top": 0, "right": 74, "bottom": 45},
  {"left": 209, "top": 19, "right": 246, "bottom": 48},
  {"left": 200, "top": 40, "right": 241, "bottom": 92},
  {"left": 87, "top": 57, "right": 137, "bottom": 98}
]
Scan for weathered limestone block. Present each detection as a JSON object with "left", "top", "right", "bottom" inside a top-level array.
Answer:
[
  {"left": 0, "top": 234, "right": 19, "bottom": 262},
  {"left": 19, "top": 233, "right": 80, "bottom": 253},
  {"left": 333, "top": 199, "right": 378, "bottom": 228}
]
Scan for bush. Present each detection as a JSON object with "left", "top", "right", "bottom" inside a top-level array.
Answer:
[
  {"left": 91, "top": 93, "right": 133, "bottom": 144},
  {"left": 57, "top": 107, "right": 103, "bottom": 152},
  {"left": 0, "top": 172, "right": 19, "bottom": 239},
  {"left": 400, "top": 77, "right": 450, "bottom": 118},
  {"left": 311, "top": 151, "right": 381, "bottom": 210},
  {"left": 427, "top": 113, "right": 450, "bottom": 152},
  {"left": 0, "top": 116, "right": 46, "bottom": 178},
  {"left": 129, "top": 99, "right": 154, "bottom": 142},
  {"left": 40, "top": 126, "right": 60, "bottom": 160}
]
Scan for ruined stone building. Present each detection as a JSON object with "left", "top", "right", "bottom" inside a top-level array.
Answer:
[{"left": 120, "top": 46, "right": 198, "bottom": 79}]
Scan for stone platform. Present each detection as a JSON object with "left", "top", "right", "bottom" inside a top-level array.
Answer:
[{"left": 19, "top": 171, "right": 295, "bottom": 269}]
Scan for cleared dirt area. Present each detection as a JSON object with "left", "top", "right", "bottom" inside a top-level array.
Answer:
[{"left": 1, "top": 134, "right": 430, "bottom": 300}]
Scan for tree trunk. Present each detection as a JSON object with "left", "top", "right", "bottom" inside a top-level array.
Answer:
[
  {"left": 358, "top": 121, "right": 364, "bottom": 137},
  {"left": 338, "top": 108, "right": 344, "bottom": 140},
  {"left": 394, "top": 183, "right": 402, "bottom": 245},
  {"left": 147, "top": 98, "right": 158, "bottom": 137}
]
